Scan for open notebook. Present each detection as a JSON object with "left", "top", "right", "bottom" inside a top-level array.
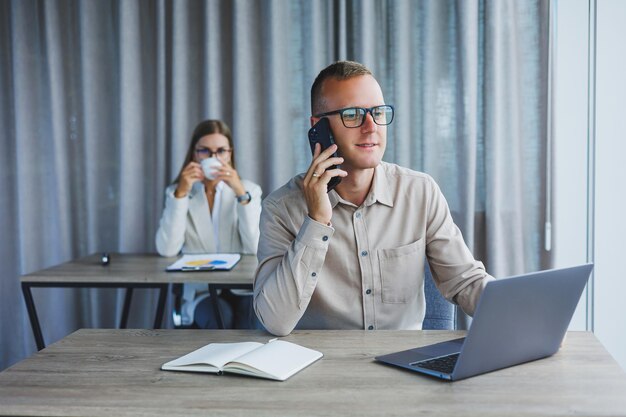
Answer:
[{"left": 161, "top": 339, "right": 323, "bottom": 381}]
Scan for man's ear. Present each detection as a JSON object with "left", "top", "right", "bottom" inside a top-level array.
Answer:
[{"left": 310, "top": 116, "right": 320, "bottom": 127}]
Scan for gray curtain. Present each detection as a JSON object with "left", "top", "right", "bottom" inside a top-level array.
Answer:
[{"left": 0, "top": 0, "right": 550, "bottom": 370}]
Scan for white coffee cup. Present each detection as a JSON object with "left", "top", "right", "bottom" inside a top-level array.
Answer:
[{"left": 201, "top": 157, "right": 222, "bottom": 180}]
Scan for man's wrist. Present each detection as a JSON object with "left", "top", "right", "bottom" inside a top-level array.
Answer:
[
  {"left": 308, "top": 214, "right": 332, "bottom": 227},
  {"left": 297, "top": 216, "right": 335, "bottom": 249}
]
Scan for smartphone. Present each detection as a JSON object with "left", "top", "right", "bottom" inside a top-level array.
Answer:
[{"left": 308, "top": 117, "right": 342, "bottom": 192}]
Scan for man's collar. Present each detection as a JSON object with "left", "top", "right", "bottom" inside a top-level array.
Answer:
[
  {"left": 328, "top": 187, "right": 341, "bottom": 208},
  {"left": 368, "top": 163, "right": 394, "bottom": 207},
  {"left": 329, "top": 163, "right": 394, "bottom": 208}
]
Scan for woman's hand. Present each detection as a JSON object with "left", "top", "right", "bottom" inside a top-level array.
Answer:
[
  {"left": 174, "top": 161, "right": 203, "bottom": 198},
  {"left": 213, "top": 160, "right": 246, "bottom": 197},
  {"left": 302, "top": 143, "right": 346, "bottom": 225}
]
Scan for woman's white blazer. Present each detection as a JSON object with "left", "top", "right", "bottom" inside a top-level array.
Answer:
[{"left": 155, "top": 179, "right": 262, "bottom": 257}]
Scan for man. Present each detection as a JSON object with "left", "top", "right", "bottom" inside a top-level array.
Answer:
[{"left": 254, "top": 61, "right": 494, "bottom": 336}]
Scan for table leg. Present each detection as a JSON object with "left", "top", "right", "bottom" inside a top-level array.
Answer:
[
  {"left": 120, "top": 288, "right": 133, "bottom": 328},
  {"left": 153, "top": 284, "right": 168, "bottom": 329},
  {"left": 21, "top": 283, "right": 45, "bottom": 351},
  {"left": 209, "top": 286, "right": 224, "bottom": 329}
]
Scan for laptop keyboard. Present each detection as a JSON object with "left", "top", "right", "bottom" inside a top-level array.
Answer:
[{"left": 412, "top": 353, "right": 460, "bottom": 374}]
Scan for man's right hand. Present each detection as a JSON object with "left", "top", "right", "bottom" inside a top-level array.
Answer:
[
  {"left": 174, "top": 161, "right": 204, "bottom": 198},
  {"left": 302, "top": 143, "right": 347, "bottom": 225}
]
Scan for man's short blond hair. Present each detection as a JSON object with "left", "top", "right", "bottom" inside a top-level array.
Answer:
[{"left": 311, "top": 61, "right": 373, "bottom": 115}]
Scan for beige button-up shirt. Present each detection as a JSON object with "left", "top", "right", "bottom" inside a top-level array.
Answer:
[{"left": 254, "top": 162, "right": 494, "bottom": 336}]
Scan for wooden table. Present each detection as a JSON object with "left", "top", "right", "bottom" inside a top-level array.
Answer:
[
  {"left": 20, "top": 253, "right": 257, "bottom": 350},
  {"left": 0, "top": 329, "right": 625, "bottom": 416}
]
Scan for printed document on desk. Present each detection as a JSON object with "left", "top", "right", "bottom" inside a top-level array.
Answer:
[{"left": 166, "top": 253, "right": 241, "bottom": 272}]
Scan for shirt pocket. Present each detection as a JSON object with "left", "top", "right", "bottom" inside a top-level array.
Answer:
[{"left": 378, "top": 238, "right": 425, "bottom": 304}]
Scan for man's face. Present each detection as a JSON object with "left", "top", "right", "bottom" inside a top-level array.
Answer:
[{"left": 313, "top": 75, "right": 387, "bottom": 171}]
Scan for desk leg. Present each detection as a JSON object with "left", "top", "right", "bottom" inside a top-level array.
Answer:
[
  {"left": 21, "top": 283, "right": 45, "bottom": 351},
  {"left": 209, "top": 286, "right": 225, "bottom": 329},
  {"left": 120, "top": 288, "right": 133, "bottom": 328},
  {"left": 154, "top": 284, "right": 167, "bottom": 329}
]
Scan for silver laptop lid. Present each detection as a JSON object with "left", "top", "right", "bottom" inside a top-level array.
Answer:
[{"left": 452, "top": 263, "right": 593, "bottom": 380}]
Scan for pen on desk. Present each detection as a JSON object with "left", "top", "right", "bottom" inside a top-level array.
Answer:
[{"left": 181, "top": 265, "right": 215, "bottom": 271}]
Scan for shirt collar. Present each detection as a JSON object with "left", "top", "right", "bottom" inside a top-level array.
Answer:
[
  {"left": 329, "top": 163, "right": 394, "bottom": 208},
  {"left": 329, "top": 188, "right": 341, "bottom": 208},
  {"left": 368, "top": 162, "right": 394, "bottom": 207}
]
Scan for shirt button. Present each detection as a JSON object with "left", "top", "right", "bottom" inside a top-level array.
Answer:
[
  {"left": 368, "top": 325, "right": 374, "bottom": 330},
  {"left": 361, "top": 250, "right": 368, "bottom": 257},
  {"left": 311, "top": 272, "right": 317, "bottom": 277},
  {"left": 322, "top": 235, "right": 328, "bottom": 241},
  {"left": 355, "top": 212, "right": 361, "bottom": 218},
  {"left": 366, "top": 289, "right": 372, "bottom": 295}
]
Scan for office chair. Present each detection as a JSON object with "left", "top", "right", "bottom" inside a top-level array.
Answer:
[
  {"left": 423, "top": 262, "right": 457, "bottom": 330},
  {"left": 172, "top": 284, "right": 218, "bottom": 328},
  {"left": 171, "top": 283, "right": 189, "bottom": 328},
  {"left": 171, "top": 284, "right": 235, "bottom": 329}
]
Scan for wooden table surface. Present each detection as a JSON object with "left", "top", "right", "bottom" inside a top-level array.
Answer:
[
  {"left": 19, "top": 253, "right": 258, "bottom": 350},
  {"left": 1, "top": 329, "right": 625, "bottom": 416},
  {"left": 20, "top": 253, "right": 258, "bottom": 285}
]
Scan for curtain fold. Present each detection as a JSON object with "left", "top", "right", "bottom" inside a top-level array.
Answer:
[{"left": 0, "top": 0, "right": 550, "bottom": 370}]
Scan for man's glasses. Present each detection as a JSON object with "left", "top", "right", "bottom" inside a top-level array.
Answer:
[
  {"left": 194, "top": 147, "right": 232, "bottom": 158},
  {"left": 314, "top": 105, "right": 394, "bottom": 128}
]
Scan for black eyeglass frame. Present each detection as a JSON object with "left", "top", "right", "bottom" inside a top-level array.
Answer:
[
  {"left": 314, "top": 105, "right": 395, "bottom": 128},
  {"left": 194, "top": 147, "right": 232, "bottom": 158}
]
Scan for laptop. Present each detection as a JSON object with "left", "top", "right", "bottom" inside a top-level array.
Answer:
[{"left": 375, "top": 264, "right": 593, "bottom": 381}]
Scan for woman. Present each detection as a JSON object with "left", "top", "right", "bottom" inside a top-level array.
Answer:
[{"left": 156, "top": 119, "right": 262, "bottom": 328}]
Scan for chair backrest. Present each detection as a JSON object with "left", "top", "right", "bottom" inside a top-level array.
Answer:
[{"left": 423, "top": 262, "right": 456, "bottom": 330}]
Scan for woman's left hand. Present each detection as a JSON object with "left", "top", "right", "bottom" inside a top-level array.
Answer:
[{"left": 213, "top": 161, "right": 246, "bottom": 196}]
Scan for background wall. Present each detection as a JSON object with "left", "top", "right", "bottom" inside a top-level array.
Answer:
[
  {"left": 594, "top": 0, "right": 626, "bottom": 371},
  {"left": 554, "top": 0, "right": 626, "bottom": 370}
]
